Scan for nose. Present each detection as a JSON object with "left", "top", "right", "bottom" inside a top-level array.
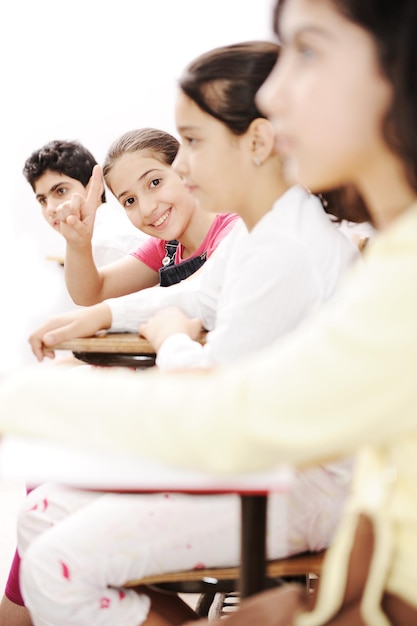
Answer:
[
  {"left": 45, "top": 197, "right": 59, "bottom": 215},
  {"left": 171, "top": 145, "right": 188, "bottom": 179},
  {"left": 136, "top": 195, "right": 157, "bottom": 221},
  {"left": 256, "top": 59, "right": 285, "bottom": 120}
]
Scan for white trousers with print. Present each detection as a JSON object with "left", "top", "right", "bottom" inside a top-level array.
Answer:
[{"left": 17, "top": 462, "right": 351, "bottom": 626}]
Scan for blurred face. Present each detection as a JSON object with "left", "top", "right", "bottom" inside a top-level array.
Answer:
[
  {"left": 34, "top": 171, "right": 87, "bottom": 232},
  {"left": 256, "top": 0, "right": 392, "bottom": 194},
  {"left": 173, "top": 90, "right": 250, "bottom": 214},
  {"left": 106, "top": 151, "right": 196, "bottom": 240}
]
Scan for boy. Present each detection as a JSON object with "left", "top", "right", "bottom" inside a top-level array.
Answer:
[{"left": 23, "top": 139, "right": 146, "bottom": 267}]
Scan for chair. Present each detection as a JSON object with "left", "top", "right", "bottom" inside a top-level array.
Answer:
[{"left": 124, "top": 550, "right": 325, "bottom": 618}]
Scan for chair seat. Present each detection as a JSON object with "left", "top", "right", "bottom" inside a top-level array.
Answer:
[{"left": 124, "top": 550, "right": 325, "bottom": 589}]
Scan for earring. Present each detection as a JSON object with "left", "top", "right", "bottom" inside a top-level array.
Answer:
[{"left": 253, "top": 155, "right": 262, "bottom": 167}]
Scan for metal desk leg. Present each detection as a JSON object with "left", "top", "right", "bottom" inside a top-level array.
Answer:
[{"left": 239, "top": 494, "right": 267, "bottom": 598}]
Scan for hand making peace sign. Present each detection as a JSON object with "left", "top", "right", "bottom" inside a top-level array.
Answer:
[{"left": 55, "top": 164, "right": 104, "bottom": 247}]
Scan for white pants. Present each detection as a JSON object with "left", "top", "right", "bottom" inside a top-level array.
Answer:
[{"left": 17, "top": 463, "right": 351, "bottom": 626}]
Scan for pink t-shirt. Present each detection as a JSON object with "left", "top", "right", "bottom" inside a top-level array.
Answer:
[{"left": 131, "top": 213, "right": 240, "bottom": 271}]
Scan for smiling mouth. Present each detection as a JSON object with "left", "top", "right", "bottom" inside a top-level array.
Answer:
[{"left": 151, "top": 209, "right": 171, "bottom": 228}]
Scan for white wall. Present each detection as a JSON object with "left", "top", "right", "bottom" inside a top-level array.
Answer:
[{"left": 0, "top": 0, "right": 275, "bottom": 372}]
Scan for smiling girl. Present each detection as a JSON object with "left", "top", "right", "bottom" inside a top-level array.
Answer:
[{"left": 58, "top": 128, "right": 239, "bottom": 305}]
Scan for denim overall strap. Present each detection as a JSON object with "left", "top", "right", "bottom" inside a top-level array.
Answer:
[
  {"left": 159, "top": 251, "right": 207, "bottom": 287},
  {"left": 161, "top": 240, "right": 179, "bottom": 268}
]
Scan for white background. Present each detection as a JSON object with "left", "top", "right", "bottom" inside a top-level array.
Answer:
[{"left": 0, "top": 0, "right": 275, "bottom": 372}]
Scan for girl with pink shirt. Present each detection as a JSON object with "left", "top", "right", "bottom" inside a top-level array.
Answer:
[{"left": 58, "top": 127, "right": 239, "bottom": 304}]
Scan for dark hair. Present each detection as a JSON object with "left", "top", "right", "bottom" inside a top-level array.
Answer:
[
  {"left": 274, "top": 0, "right": 417, "bottom": 195},
  {"left": 102, "top": 128, "right": 179, "bottom": 194},
  {"left": 179, "top": 40, "right": 280, "bottom": 135},
  {"left": 23, "top": 139, "right": 106, "bottom": 203},
  {"left": 181, "top": 38, "right": 369, "bottom": 223},
  {"left": 319, "top": 186, "right": 371, "bottom": 224}
]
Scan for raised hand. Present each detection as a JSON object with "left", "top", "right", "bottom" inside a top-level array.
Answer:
[{"left": 55, "top": 164, "right": 104, "bottom": 247}]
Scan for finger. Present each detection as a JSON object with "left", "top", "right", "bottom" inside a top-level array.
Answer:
[
  {"left": 58, "top": 194, "right": 92, "bottom": 239},
  {"left": 42, "top": 318, "right": 91, "bottom": 346},
  {"left": 191, "top": 317, "right": 203, "bottom": 330},
  {"left": 138, "top": 323, "right": 149, "bottom": 339},
  {"left": 29, "top": 336, "right": 49, "bottom": 362},
  {"left": 42, "top": 348, "right": 56, "bottom": 361},
  {"left": 62, "top": 213, "right": 90, "bottom": 236},
  {"left": 86, "top": 164, "right": 104, "bottom": 210},
  {"left": 42, "top": 328, "right": 71, "bottom": 347},
  {"left": 64, "top": 213, "right": 83, "bottom": 228},
  {"left": 68, "top": 192, "right": 85, "bottom": 214},
  {"left": 187, "top": 317, "right": 203, "bottom": 338},
  {"left": 56, "top": 199, "right": 79, "bottom": 222}
]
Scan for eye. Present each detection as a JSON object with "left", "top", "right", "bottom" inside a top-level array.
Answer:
[
  {"left": 294, "top": 40, "right": 317, "bottom": 61},
  {"left": 38, "top": 198, "right": 46, "bottom": 207},
  {"left": 123, "top": 196, "right": 136, "bottom": 210},
  {"left": 300, "top": 46, "right": 315, "bottom": 60},
  {"left": 179, "top": 134, "right": 197, "bottom": 147},
  {"left": 149, "top": 177, "right": 162, "bottom": 189},
  {"left": 56, "top": 186, "right": 68, "bottom": 197}
]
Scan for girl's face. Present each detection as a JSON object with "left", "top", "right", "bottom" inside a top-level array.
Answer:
[
  {"left": 256, "top": 0, "right": 393, "bottom": 195},
  {"left": 107, "top": 151, "right": 196, "bottom": 240},
  {"left": 173, "top": 91, "right": 251, "bottom": 214}
]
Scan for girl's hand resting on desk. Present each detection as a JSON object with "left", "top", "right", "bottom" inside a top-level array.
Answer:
[
  {"left": 139, "top": 306, "right": 203, "bottom": 353},
  {"left": 55, "top": 164, "right": 104, "bottom": 247},
  {"left": 28, "top": 303, "right": 112, "bottom": 362}
]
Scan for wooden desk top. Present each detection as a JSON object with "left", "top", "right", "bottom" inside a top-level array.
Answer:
[
  {"left": 55, "top": 331, "right": 207, "bottom": 354},
  {"left": 55, "top": 332, "right": 160, "bottom": 355},
  {"left": 46, "top": 255, "right": 65, "bottom": 266},
  {"left": 54, "top": 331, "right": 207, "bottom": 367}
]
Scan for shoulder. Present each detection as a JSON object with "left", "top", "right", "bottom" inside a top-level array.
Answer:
[
  {"left": 268, "top": 186, "right": 348, "bottom": 243},
  {"left": 214, "top": 212, "right": 241, "bottom": 227},
  {"left": 204, "top": 213, "right": 243, "bottom": 256},
  {"left": 133, "top": 237, "right": 166, "bottom": 255},
  {"left": 131, "top": 237, "right": 167, "bottom": 271},
  {"left": 208, "top": 213, "right": 241, "bottom": 237}
]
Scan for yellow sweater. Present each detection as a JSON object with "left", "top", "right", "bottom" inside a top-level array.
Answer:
[{"left": 0, "top": 204, "right": 416, "bottom": 624}]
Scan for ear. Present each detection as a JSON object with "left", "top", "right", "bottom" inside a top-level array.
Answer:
[{"left": 248, "top": 117, "right": 276, "bottom": 165}]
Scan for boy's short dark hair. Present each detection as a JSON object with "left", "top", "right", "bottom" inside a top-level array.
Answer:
[{"left": 23, "top": 139, "right": 106, "bottom": 203}]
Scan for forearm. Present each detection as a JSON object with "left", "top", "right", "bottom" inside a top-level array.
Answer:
[
  {"left": 64, "top": 243, "right": 103, "bottom": 306},
  {"left": 107, "top": 276, "right": 216, "bottom": 333}
]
